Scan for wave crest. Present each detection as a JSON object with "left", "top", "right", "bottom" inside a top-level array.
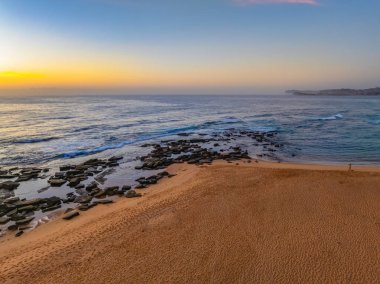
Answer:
[
  {"left": 14, "top": 137, "right": 58, "bottom": 144},
  {"left": 315, "top": 113, "right": 344, "bottom": 121}
]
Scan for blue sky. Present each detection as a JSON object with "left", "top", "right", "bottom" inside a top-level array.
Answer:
[{"left": 1, "top": 0, "right": 379, "bottom": 94}]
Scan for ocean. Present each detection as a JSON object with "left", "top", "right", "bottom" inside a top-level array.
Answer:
[
  {"left": 1, "top": 94, "right": 380, "bottom": 232},
  {"left": 1, "top": 94, "right": 379, "bottom": 167}
]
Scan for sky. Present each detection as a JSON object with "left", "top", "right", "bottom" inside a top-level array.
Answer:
[{"left": 0, "top": 0, "right": 379, "bottom": 94}]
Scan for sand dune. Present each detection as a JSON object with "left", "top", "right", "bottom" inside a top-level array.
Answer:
[{"left": 0, "top": 162, "right": 379, "bottom": 283}]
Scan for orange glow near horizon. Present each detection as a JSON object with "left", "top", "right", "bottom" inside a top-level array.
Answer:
[
  {"left": 0, "top": 71, "right": 45, "bottom": 87},
  {"left": 0, "top": 66, "right": 153, "bottom": 88},
  {"left": 0, "top": 55, "right": 362, "bottom": 90},
  {"left": 0, "top": 25, "right": 377, "bottom": 92},
  {"left": 1, "top": 0, "right": 379, "bottom": 93}
]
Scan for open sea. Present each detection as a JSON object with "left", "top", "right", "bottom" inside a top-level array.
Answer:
[
  {"left": 1, "top": 94, "right": 380, "bottom": 232},
  {"left": 0, "top": 94, "right": 380, "bottom": 167}
]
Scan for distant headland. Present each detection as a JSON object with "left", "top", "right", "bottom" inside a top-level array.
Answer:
[{"left": 286, "top": 87, "right": 380, "bottom": 96}]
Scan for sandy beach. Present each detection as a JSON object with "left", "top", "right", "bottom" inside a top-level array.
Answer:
[
  {"left": 0, "top": 161, "right": 379, "bottom": 283},
  {"left": 3, "top": 0, "right": 380, "bottom": 282}
]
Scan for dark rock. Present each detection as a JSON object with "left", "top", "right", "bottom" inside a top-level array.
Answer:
[
  {"left": 104, "top": 186, "right": 119, "bottom": 196},
  {"left": 108, "top": 156, "right": 123, "bottom": 162},
  {"left": 37, "top": 186, "right": 50, "bottom": 193},
  {"left": 66, "top": 170, "right": 83, "bottom": 176},
  {"left": 0, "top": 181, "right": 20, "bottom": 190},
  {"left": 75, "top": 165, "right": 90, "bottom": 171},
  {"left": 83, "top": 159, "right": 101, "bottom": 165},
  {"left": 141, "top": 143, "right": 153, "bottom": 147},
  {"left": 7, "top": 224, "right": 18, "bottom": 231},
  {"left": 135, "top": 184, "right": 147, "bottom": 189},
  {"left": 86, "top": 181, "right": 98, "bottom": 191},
  {"left": 44, "top": 196, "right": 61, "bottom": 207},
  {"left": 63, "top": 195, "right": 76, "bottom": 203},
  {"left": 18, "top": 205, "right": 36, "bottom": 212},
  {"left": 115, "top": 188, "right": 125, "bottom": 195},
  {"left": 125, "top": 190, "right": 142, "bottom": 198},
  {"left": 41, "top": 204, "right": 61, "bottom": 213},
  {"left": 74, "top": 195, "right": 93, "bottom": 204},
  {"left": 93, "top": 190, "right": 106, "bottom": 198},
  {"left": 88, "top": 203, "right": 98, "bottom": 209},
  {"left": 0, "top": 174, "right": 17, "bottom": 179},
  {"left": 122, "top": 185, "right": 131, "bottom": 191},
  {"left": 6, "top": 208, "right": 18, "bottom": 216},
  {"left": 21, "top": 168, "right": 42, "bottom": 174},
  {"left": 15, "top": 216, "right": 34, "bottom": 225},
  {"left": 15, "top": 198, "right": 44, "bottom": 207},
  {"left": 89, "top": 188, "right": 101, "bottom": 196},
  {"left": 94, "top": 174, "right": 109, "bottom": 183},
  {"left": 1, "top": 203, "right": 17, "bottom": 213},
  {"left": 63, "top": 211, "right": 79, "bottom": 220},
  {"left": 59, "top": 165, "right": 72, "bottom": 171},
  {"left": 3, "top": 197, "right": 20, "bottom": 204},
  {"left": 0, "top": 216, "right": 11, "bottom": 224},
  {"left": 136, "top": 175, "right": 160, "bottom": 186},
  {"left": 78, "top": 204, "right": 90, "bottom": 211},
  {"left": 18, "top": 225, "right": 33, "bottom": 231},
  {"left": 54, "top": 172, "right": 66, "bottom": 178},
  {"left": 68, "top": 177, "right": 81, "bottom": 187},
  {"left": 15, "top": 174, "right": 36, "bottom": 182},
  {"left": 93, "top": 199, "right": 113, "bottom": 205},
  {"left": 10, "top": 213, "right": 25, "bottom": 221},
  {"left": 48, "top": 178, "right": 66, "bottom": 187},
  {"left": 15, "top": 230, "right": 24, "bottom": 237}
]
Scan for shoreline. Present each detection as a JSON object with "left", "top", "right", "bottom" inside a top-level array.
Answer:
[
  {"left": 1, "top": 160, "right": 379, "bottom": 283},
  {"left": 252, "top": 159, "right": 380, "bottom": 172},
  {"left": 1, "top": 159, "right": 379, "bottom": 239}
]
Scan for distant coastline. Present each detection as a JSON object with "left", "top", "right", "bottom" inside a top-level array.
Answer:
[{"left": 286, "top": 87, "right": 380, "bottom": 96}]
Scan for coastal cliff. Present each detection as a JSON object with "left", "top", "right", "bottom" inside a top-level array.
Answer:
[{"left": 287, "top": 87, "right": 380, "bottom": 96}]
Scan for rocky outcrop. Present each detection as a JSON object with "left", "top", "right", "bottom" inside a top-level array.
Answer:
[
  {"left": 287, "top": 87, "right": 380, "bottom": 96},
  {"left": 1, "top": 129, "right": 286, "bottom": 238}
]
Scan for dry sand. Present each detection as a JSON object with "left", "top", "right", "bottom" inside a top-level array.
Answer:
[{"left": 0, "top": 161, "right": 379, "bottom": 283}]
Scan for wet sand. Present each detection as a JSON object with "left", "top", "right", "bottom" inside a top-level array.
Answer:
[{"left": 0, "top": 161, "right": 379, "bottom": 283}]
